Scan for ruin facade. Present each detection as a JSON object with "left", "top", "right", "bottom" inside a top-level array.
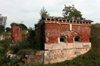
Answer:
[
  {"left": 11, "top": 23, "right": 22, "bottom": 44},
  {"left": 40, "top": 16, "right": 93, "bottom": 63},
  {"left": 10, "top": 16, "right": 93, "bottom": 64}
]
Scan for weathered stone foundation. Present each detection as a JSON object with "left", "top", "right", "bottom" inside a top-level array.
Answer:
[
  {"left": 8, "top": 43, "right": 91, "bottom": 64},
  {"left": 44, "top": 43, "right": 91, "bottom": 64}
]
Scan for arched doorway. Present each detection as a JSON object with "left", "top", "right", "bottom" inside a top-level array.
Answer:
[
  {"left": 74, "top": 36, "right": 81, "bottom": 42},
  {"left": 59, "top": 36, "right": 67, "bottom": 43}
]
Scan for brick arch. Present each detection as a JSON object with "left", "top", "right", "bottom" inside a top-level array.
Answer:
[
  {"left": 58, "top": 36, "right": 67, "bottom": 43},
  {"left": 73, "top": 36, "right": 81, "bottom": 42},
  {"left": 60, "top": 30, "right": 80, "bottom": 43}
]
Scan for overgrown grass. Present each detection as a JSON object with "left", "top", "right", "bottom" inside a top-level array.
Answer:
[
  {"left": 0, "top": 38, "right": 11, "bottom": 66},
  {"left": 0, "top": 38, "right": 11, "bottom": 56}
]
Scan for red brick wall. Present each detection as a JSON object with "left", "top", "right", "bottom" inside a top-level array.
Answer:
[
  {"left": 11, "top": 24, "right": 22, "bottom": 44},
  {"left": 45, "top": 23, "right": 69, "bottom": 43},
  {"left": 72, "top": 25, "right": 91, "bottom": 43},
  {"left": 45, "top": 23, "right": 91, "bottom": 44}
]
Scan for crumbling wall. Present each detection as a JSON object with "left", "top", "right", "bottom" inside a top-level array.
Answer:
[
  {"left": 44, "top": 48, "right": 90, "bottom": 64},
  {"left": 44, "top": 43, "right": 91, "bottom": 64},
  {"left": 11, "top": 23, "right": 22, "bottom": 44},
  {"left": 14, "top": 51, "right": 44, "bottom": 63},
  {"left": 43, "top": 16, "right": 92, "bottom": 64},
  {"left": 45, "top": 24, "right": 69, "bottom": 43},
  {"left": 45, "top": 23, "right": 91, "bottom": 43},
  {"left": 72, "top": 25, "right": 91, "bottom": 43}
]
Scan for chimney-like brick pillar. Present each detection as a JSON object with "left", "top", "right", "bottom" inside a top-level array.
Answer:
[{"left": 11, "top": 23, "right": 22, "bottom": 44}]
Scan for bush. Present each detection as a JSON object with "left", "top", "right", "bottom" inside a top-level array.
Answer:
[
  {"left": 0, "top": 38, "right": 11, "bottom": 50},
  {"left": 19, "top": 24, "right": 27, "bottom": 30},
  {"left": 0, "top": 38, "right": 11, "bottom": 56},
  {"left": 0, "top": 25, "right": 5, "bottom": 34},
  {"left": 6, "top": 27, "right": 11, "bottom": 32},
  {"left": 10, "top": 28, "right": 42, "bottom": 53}
]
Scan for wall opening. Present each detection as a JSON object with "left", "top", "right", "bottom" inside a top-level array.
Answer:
[
  {"left": 74, "top": 36, "right": 81, "bottom": 42},
  {"left": 60, "top": 36, "right": 66, "bottom": 43}
]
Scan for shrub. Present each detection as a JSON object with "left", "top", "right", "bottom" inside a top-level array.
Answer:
[{"left": 10, "top": 28, "right": 42, "bottom": 53}]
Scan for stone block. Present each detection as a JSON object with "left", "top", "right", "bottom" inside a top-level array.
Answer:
[{"left": 45, "top": 43, "right": 91, "bottom": 50}]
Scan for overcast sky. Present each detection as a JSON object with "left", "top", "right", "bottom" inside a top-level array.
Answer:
[{"left": 0, "top": 0, "right": 100, "bottom": 28}]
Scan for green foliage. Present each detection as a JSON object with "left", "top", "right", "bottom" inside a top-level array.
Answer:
[
  {"left": 0, "top": 38, "right": 11, "bottom": 56},
  {"left": 22, "top": 30, "right": 27, "bottom": 35},
  {"left": 38, "top": 7, "right": 49, "bottom": 24},
  {"left": 0, "top": 48, "right": 6, "bottom": 57},
  {"left": 0, "top": 38, "right": 11, "bottom": 66},
  {"left": 63, "top": 5, "right": 82, "bottom": 18},
  {"left": 19, "top": 24, "right": 27, "bottom": 30},
  {"left": 6, "top": 27, "right": 11, "bottom": 32},
  {"left": 0, "top": 56, "right": 11, "bottom": 66},
  {"left": 0, "top": 38, "right": 11, "bottom": 50},
  {"left": 0, "top": 25, "right": 5, "bottom": 34},
  {"left": 10, "top": 28, "right": 42, "bottom": 53},
  {"left": 40, "top": 7, "right": 49, "bottom": 18},
  {"left": 38, "top": 19, "right": 44, "bottom": 25},
  {"left": 0, "top": 54, "right": 27, "bottom": 66}
]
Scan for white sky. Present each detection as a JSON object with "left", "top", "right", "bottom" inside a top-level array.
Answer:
[{"left": 0, "top": 0, "right": 100, "bottom": 28}]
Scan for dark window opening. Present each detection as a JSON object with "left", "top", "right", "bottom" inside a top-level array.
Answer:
[
  {"left": 51, "top": 19, "right": 54, "bottom": 21},
  {"left": 60, "top": 36, "right": 66, "bottom": 43},
  {"left": 63, "top": 20, "right": 65, "bottom": 22},
  {"left": 74, "top": 36, "right": 81, "bottom": 42},
  {"left": 60, "top": 38, "right": 64, "bottom": 42}
]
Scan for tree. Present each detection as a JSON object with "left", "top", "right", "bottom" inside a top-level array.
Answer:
[
  {"left": 62, "top": 5, "right": 82, "bottom": 18},
  {"left": 38, "top": 7, "right": 49, "bottom": 24},
  {"left": 0, "top": 25, "right": 4, "bottom": 33},
  {"left": 19, "top": 24, "right": 27, "bottom": 30},
  {"left": 6, "top": 27, "right": 11, "bottom": 32},
  {"left": 40, "top": 7, "right": 49, "bottom": 18}
]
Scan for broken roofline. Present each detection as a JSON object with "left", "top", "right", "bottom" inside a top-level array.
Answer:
[
  {"left": 43, "top": 16, "right": 93, "bottom": 23},
  {"left": 11, "top": 22, "right": 19, "bottom": 26}
]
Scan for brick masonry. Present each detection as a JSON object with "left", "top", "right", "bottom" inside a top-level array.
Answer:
[
  {"left": 9, "top": 17, "right": 93, "bottom": 64},
  {"left": 43, "top": 16, "right": 93, "bottom": 64},
  {"left": 11, "top": 23, "right": 22, "bottom": 44},
  {"left": 45, "top": 23, "right": 91, "bottom": 43}
]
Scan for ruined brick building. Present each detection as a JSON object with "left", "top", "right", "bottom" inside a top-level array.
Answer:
[
  {"left": 44, "top": 17, "right": 92, "bottom": 44},
  {"left": 11, "top": 23, "right": 22, "bottom": 44},
  {"left": 10, "top": 16, "right": 93, "bottom": 64},
  {"left": 35, "top": 16, "right": 93, "bottom": 63},
  {"left": 11, "top": 23, "right": 28, "bottom": 44}
]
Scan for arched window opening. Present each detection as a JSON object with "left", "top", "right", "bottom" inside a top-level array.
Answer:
[
  {"left": 60, "top": 38, "right": 64, "bottom": 42},
  {"left": 74, "top": 36, "right": 81, "bottom": 42},
  {"left": 60, "top": 36, "right": 66, "bottom": 43}
]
